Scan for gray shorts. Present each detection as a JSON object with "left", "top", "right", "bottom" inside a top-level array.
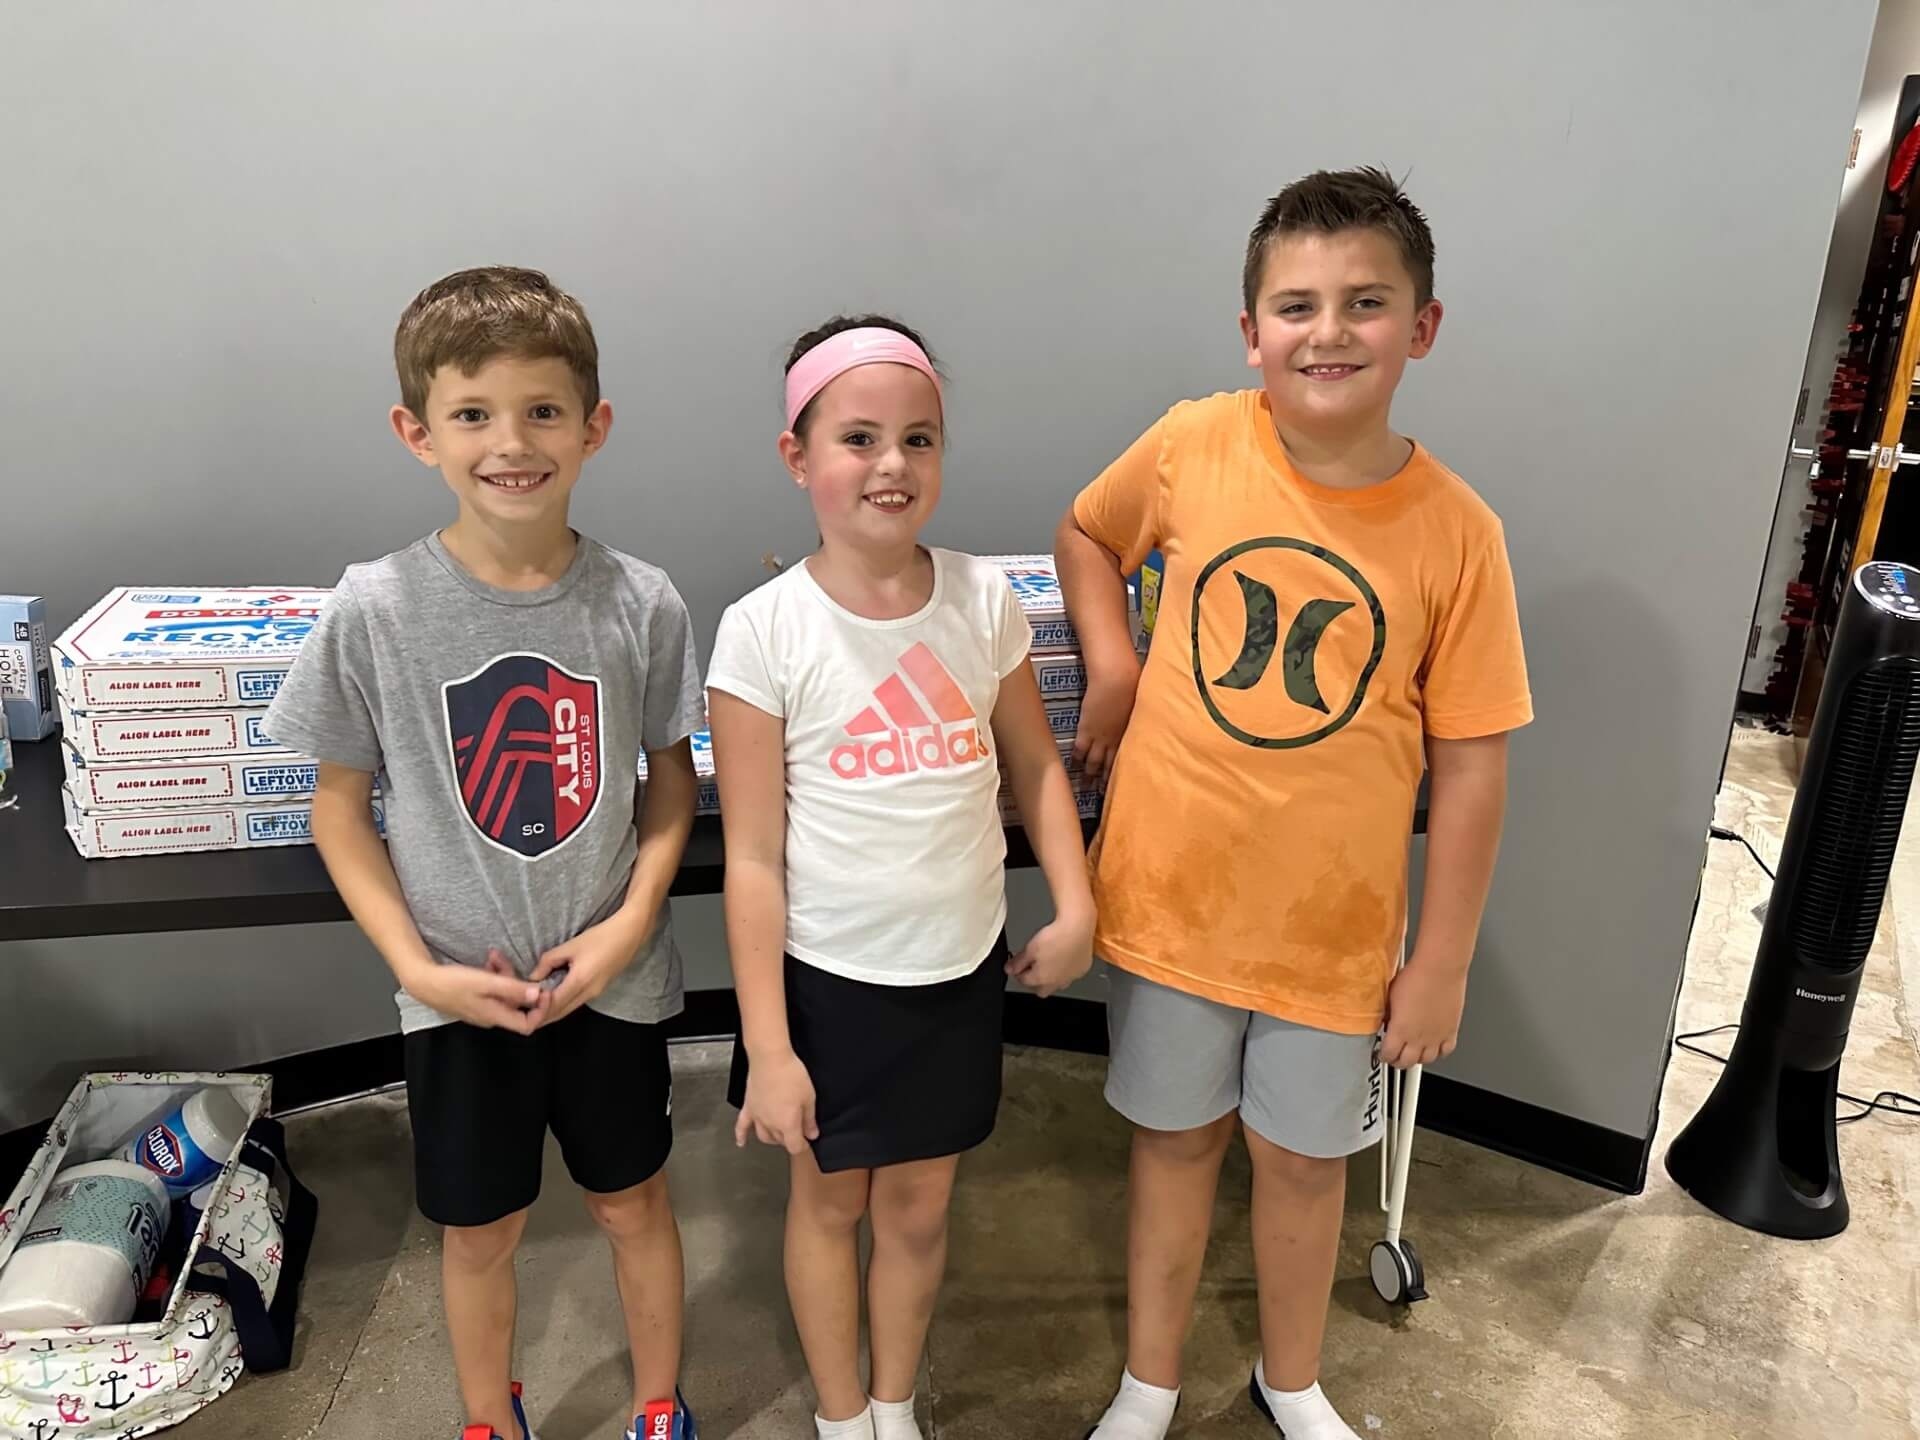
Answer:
[{"left": 1103, "top": 964, "right": 1385, "bottom": 1158}]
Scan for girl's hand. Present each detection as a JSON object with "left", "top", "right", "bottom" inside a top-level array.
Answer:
[
  {"left": 1007, "top": 909, "right": 1095, "bottom": 998},
  {"left": 735, "top": 1047, "right": 820, "bottom": 1154}
]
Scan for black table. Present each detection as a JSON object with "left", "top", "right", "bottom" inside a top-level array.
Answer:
[
  {"left": 0, "top": 739, "right": 1063, "bottom": 941},
  {"left": 1, "top": 739, "right": 1426, "bottom": 943}
]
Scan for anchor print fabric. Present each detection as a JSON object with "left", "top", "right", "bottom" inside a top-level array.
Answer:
[{"left": 0, "top": 1073, "right": 287, "bottom": 1437}]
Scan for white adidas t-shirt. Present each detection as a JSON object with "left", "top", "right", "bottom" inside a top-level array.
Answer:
[{"left": 707, "top": 548, "right": 1033, "bottom": 985}]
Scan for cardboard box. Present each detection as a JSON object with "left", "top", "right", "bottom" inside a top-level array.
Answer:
[
  {"left": 692, "top": 723, "right": 719, "bottom": 815},
  {"left": 637, "top": 728, "right": 720, "bottom": 815},
  {"left": 58, "top": 694, "right": 291, "bottom": 763},
  {"left": 61, "top": 749, "right": 373, "bottom": 810},
  {"left": 62, "top": 787, "right": 385, "bottom": 859},
  {"left": 984, "top": 554, "right": 1078, "bottom": 653},
  {"left": 0, "top": 595, "right": 58, "bottom": 740},
  {"left": 1044, "top": 696, "right": 1081, "bottom": 743},
  {"left": 985, "top": 553, "right": 1143, "bottom": 656},
  {"left": 53, "top": 587, "right": 329, "bottom": 713},
  {"left": 1030, "top": 651, "right": 1086, "bottom": 702}
]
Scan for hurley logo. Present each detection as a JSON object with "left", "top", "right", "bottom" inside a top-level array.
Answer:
[
  {"left": 1364, "top": 1035, "right": 1384, "bottom": 1131},
  {"left": 830, "top": 642, "right": 990, "bottom": 780}
]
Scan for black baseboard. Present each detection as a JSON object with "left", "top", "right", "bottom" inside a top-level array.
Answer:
[
  {"left": 2, "top": 993, "right": 1648, "bottom": 1196},
  {"left": 1416, "top": 1068, "right": 1648, "bottom": 1193}
]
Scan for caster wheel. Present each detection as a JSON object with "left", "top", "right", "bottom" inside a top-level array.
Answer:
[{"left": 1369, "top": 1237, "right": 1430, "bottom": 1306}]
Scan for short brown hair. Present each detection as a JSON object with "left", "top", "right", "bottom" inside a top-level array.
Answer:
[
  {"left": 1242, "top": 167, "right": 1435, "bottom": 316},
  {"left": 393, "top": 266, "right": 600, "bottom": 419}
]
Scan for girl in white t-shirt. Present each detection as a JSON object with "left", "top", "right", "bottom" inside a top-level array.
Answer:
[{"left": 707, "top": 315, "right": 1095, "bottom": 1440}]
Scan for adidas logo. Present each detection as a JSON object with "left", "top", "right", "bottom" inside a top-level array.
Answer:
[
  {"left": 830, "top": 641, "right": 991, "bottom": 780},
  {"left": 644, "top": 1399, "right": 676, "bottom": 1438}
]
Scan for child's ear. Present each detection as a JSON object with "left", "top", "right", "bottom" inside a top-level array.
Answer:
[
  {"left": 390, "top": 406, "right": 439, "bottom": 467},
  {"left": 582, "top": 400, "right": 613, "bottom": 457},
  {"left": 1409, "top": 298, "right": 1444, "bottom": 360},
  {"left": 1239, "top": 309, "right": 1261, "bottom": 369},
  {"left": 777, "top": 430, "right": 808, "bottom": 489}
]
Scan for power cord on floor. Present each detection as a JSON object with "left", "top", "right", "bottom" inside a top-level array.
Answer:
[
  {"left": 1708, "top": 826, "right": 1776, "bottom": 881},
  {"left": 1674, "top": 1024, "right": 1920, "bottom": 1124},
  {"left": 1684, "top": 831, "right": 1920, "bottom": 1127}
]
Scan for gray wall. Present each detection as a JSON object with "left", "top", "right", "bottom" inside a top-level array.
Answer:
[
  {"left": 1745, "top": 0, "right": 1920, "bottom": 695},
  {"left": 0, "top": 1, "right": 1879, "bottom": 1139}
]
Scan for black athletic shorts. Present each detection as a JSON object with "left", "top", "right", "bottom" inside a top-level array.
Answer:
[
  {"left": 404, "top": 1005, "right": 673, "bottom": 1227},
  {"left": 728, "top": 934, "right": 1008, "bottom": 1173}
]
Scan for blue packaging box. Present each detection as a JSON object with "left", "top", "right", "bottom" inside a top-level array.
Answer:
[{"left": 0, "top": 595, "right": 58, "bottom": 740}]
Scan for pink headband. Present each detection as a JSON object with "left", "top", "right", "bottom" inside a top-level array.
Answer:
[{"left": 784, "top": 327, "right": 942, "bottom": 431}]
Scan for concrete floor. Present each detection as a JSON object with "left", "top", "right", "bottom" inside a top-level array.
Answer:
[{"left": 171, "top": 728, "right": 1920, "bottom": 1438}]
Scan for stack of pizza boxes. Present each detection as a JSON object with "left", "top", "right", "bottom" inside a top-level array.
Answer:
[
  {"left": 983, "top": 554, "right": 1125, "bottom": 827},
  {"left": 636, "top": 724, "right": 721, "bottom": 817},
  {"left": 52, "top": 588, "right": 381, "bottom": 858}
]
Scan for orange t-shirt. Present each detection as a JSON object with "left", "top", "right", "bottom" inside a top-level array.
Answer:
[{"left": 1075, "top": 390, "right": 1533, "bottom": 1034}]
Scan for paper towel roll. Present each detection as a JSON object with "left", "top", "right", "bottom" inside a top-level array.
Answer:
[{"left": 0, "top": 1159, "right": 169, "bottom": 1329}]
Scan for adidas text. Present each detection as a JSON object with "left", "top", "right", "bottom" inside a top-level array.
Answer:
[{"left": 830, "top": 725, "right": 991, "bottom": 779}]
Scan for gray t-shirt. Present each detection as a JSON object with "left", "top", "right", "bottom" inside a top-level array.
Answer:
[{"left": 265, "top": 532, "right": 704, "bottom": 1033}]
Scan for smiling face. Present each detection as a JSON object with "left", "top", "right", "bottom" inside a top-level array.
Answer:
[
  {"left": 779, "top": 361, "right": 944, "bottom": 555},
  {"left": 1239, "top": 227, "right": 1442, "bottom": 442},
  {"left": 390, "top": 353, "right": 611, "bottom": 529}
]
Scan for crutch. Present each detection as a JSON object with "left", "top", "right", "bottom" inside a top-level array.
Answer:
[{"left": 1370, "top": 938, "right": 1430, "bottom": 1306}]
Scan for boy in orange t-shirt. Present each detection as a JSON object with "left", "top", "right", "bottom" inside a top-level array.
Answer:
[{"left": 1058, "top": 168, "right": 1531, "bottom": 1439}]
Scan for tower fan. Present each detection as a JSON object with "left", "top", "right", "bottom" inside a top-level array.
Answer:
[{"left": 1667, "top": 561, "right": 1920, "bottom": 1237}]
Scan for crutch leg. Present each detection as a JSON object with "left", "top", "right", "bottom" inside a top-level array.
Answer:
[{"left": 1370, "top": 1056, "right": 1431, "bottom": 1305}]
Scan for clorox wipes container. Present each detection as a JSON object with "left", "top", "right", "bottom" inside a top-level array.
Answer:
[{"left": 119, "top": 1086, "right": 248, "bottom": 1197}]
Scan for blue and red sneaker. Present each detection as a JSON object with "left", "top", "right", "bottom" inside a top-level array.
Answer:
[
  {"left": 460, "top": 1379, "right": 538, "bottom": 1440},
  {"left": 625, "top": 1390, "right": 698, "bottom": 1440}
]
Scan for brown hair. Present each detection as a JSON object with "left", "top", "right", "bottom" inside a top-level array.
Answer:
[
  {"left": 783, "top": 313, "right": 940, "bottom": 439},
  {"left": 1242, "top": 167, "right": 1435, "bottom": 316},
  {"left": 394, "top": 266, "right": 600, "bottom": 419}
]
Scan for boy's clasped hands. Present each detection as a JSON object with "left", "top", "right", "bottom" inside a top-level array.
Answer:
[{"left": 402, "top": 932, "right": 640, "bottom": 1035}]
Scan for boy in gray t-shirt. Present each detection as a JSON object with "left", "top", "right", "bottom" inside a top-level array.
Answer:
[{"left": 265, "top": 267, "right": 703, "bottom": 1440}]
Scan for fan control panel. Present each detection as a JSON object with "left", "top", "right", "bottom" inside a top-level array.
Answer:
[{"left": 1854, "top": 562, "right": 1920, "bottom": 618}]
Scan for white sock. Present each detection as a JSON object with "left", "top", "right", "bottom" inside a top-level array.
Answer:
[
  {"left": 870, "top": 1393, "right": 923, "bottom": 1440},
  {"left": 1088, "top": 1369, "right": 1180, "bottom": 1440},
  {"left": 1254, "top": 1360, "right": 1361, "bottom": 1438},
  {"left": 816, "top": 1406, "right": 876, "bottom": 1439}
]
